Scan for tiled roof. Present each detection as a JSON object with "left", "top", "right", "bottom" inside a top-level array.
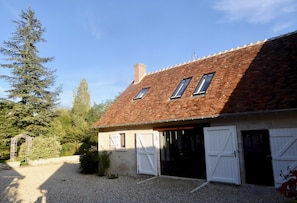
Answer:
[{"left": 95, "top": 31, "right": 297, "bottom": 129}]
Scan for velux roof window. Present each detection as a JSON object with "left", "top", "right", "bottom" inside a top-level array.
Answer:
[
  {"left": 170, "top": 77, "right": 192, "bottom": 99},
  {"left": 193, "top": 72, "right": 215, "bottom": 95},
  {"left": 133, "top": 87, "right": 150, "bottom": 100}
]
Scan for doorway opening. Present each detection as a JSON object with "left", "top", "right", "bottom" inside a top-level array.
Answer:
[
  {"left": 242, "top": 130, "right": 274, "bottom": 186},
  {"left": 159, "top": 125, "right": 207, "bottom": 179}
]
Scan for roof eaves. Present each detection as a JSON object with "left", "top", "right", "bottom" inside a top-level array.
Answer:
[
  {"left": 95, "top": 115, "right": 220, "bottom": 130},
  {"left": 96, "top": 108, "right": 297, "bottom": 130}
]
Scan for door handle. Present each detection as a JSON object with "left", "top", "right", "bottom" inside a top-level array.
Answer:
[{"left": 233, "top": 150, "right": 238, "bottom": 158}]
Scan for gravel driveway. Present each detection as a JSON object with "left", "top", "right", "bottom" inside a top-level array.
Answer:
[{"left": 0, "top": 162, "right": 285, "bottom": 203}]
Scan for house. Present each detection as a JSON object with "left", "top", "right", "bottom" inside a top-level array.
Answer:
[{"left": 95, "top": 31, "right": 297, "bottom": 187}]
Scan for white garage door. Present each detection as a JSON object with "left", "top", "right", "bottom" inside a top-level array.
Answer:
[
  {"left": 136, "top": 132, "right": 158, "bottom": 176},
  {"left": 204, "top": 126, "right": 241, "bottom": 185},
  {"left": 269, "top": 128, "right": 297, "bottom": 188}
]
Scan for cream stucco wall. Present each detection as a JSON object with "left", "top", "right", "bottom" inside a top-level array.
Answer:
[
  {"left": 98, "top": 111, "right": 297, "bottom": 183},
  {"left": 98, "top": 129, "right": 156, "bottom": 176}
]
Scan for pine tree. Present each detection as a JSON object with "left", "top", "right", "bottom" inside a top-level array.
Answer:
[{"left": 0, "top": 8, "right": 61, "bottom": 137}]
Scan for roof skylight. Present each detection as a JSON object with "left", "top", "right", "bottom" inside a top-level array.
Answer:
[
  {"left": 193, "top": 73, "right": 215, "bottom": 95},
  {"left": 170, "top": 77, "right": 192, "bottom": 99},
  {"left": 133, "top": 87, "right": 150, "bottom": 100}
]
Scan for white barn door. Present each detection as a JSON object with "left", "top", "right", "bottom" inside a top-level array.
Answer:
[
  {"left": 269, "top": 128, "right": 297, "bottom": 188},
  {"left": 136, "top": 132, "right": 158, "bottom": 176},
  {"left": 204, "top": 126, "right": 241, "bottom": 185}
]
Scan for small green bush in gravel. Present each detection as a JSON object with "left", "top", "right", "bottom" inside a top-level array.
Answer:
[
  {"left": 79, "top": 137, "right": 99, "bottom": 174},
  {"left": 79, "top": 137, "right": 111, "bottom": 175},
  {"left": 98, "top": 151, "right": 111, "bottom": 176},
  {"left": 79, "top": 149, "right": 99, "bottom": 174}
]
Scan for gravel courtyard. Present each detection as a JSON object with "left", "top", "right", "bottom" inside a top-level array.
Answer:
[{"left": 0, "top": 162, "right": 285, "bottom": 203}]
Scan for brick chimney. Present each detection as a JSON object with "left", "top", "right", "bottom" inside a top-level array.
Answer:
[{"left": 134, "top": 63, "right": 146, "bottom": 84}]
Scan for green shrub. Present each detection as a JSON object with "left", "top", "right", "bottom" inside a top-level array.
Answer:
[
  {"left": 60, "top": 142, "right": 80, "bottom": 156},
  {"left": 79, "top": 150, "right": 111, "bottom": 175},
  {"left": 79, "top": 150, "right": 99, "bottom": 174},
  {"left": 78, "top": 137, "right": 110, "bottom": 175},
  {"left": 107, "top": 173, "right": 118, "bottom": 179},
  {"left": 98, "top": 151, "right": 111, "bottom": 176},
  {"left": 31, "top": 137, "right": 61, "bottom": 160},
  {"left": 0, "top": 159, "right": 8, "bottom": 163},
  {"left": 19, "top": 136, "right": 61, "bottom": 163},
  {"left": 0, "top": 144, "right": 10, "bottom": 161},
  {"left": 77, "top": 137, "right": 97, "bottom": 154},
  {"left": 79, "top": 136, "right": 96, "bottom": 173},
  {"left": 18, "top": 142, "right": 30, "bottom": 165}
]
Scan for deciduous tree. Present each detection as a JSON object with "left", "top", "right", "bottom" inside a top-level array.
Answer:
[
  {"left": 72, "top": 78, "right": 90, "bottom": 117},
  {"left": 87, "top": 99, "right": 114, "bottom": 125},
  {"left": 69, "top": 78, "right": 91, "bottom": 142}
]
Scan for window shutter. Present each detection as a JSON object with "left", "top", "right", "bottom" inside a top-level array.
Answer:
[{"left": 109, "top": 134, "right": 120, "bottom": 148}]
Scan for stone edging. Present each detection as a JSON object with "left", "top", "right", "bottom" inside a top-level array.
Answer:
[{"left": 0, "top": 155, "right": 80, "bottom": 170}]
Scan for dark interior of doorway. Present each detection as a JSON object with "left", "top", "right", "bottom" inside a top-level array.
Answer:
[
  {"left": 160, "top": 124, "right": 208, "bottom": 179},
  {"left": 242, "top": 130, "right": 274, "bottom": 186}
]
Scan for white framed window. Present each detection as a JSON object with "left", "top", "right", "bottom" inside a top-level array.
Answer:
[{"left": 109, "top": 133, "right": 126, "bottom": 150}]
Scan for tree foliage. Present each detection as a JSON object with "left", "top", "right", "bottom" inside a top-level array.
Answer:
[
  {"left": 0, "top": 8, "right": 118, "bottom": 160},
  {"left": 79, "top": 137, "right": 99, "bottom": 174},
  {"left": 19, "top": 136, "right": 61, "bottom": 161},
  {"left": 72, "top": 78, "right": 90, "bottom": 117},
  {"left": 0, "top": 100, "right": 18, "bottom": 136},
  {"left": 56, "top": 79, "right": 115, "bottom": 154},
  {"left": 0, "top": 100, "right": 17, "bottom": 159},
  {"left": 87, "top": 99, "right": 114, "bottom": 125},
  {"left": 65, "top": 78, "right": 92, "bottom": 143},
  {"left": 0, "top": 8, "right": 61, "bottom": 137}
]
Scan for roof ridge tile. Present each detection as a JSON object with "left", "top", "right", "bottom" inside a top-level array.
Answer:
[
  {"left": 146, "top": 30, "right": 297, "bottom": 75},
  {"left": 147, "top": 39, "right": 268, "bottom": 76},
  {"left": 146, "top": 30, "right": 297, "bottom": 76}
]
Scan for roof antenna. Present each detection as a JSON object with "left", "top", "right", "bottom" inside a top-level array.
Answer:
[{"left": 192, "top": 49, "right": 198, "bottom": 60}]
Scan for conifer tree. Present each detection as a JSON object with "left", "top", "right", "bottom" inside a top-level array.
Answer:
[{"left": 0, "top": 8, "right": 61, "bottom": 137}]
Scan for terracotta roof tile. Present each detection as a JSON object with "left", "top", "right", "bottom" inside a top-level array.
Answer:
[{"left": 95, "top": 31, "right": 297, "bottom": 129}]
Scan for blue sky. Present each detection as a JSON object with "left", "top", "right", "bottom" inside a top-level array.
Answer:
[{"left": 0, "top": 0, "right": 297, "bottom": 107}]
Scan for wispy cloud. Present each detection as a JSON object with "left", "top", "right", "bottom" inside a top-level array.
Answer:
[
  {"left": 0, "top": 0, "right": 19, "bottom": 18},
  {"left": 213, "top": 0, "right": 297, "bottom": 24},
  {"left": 78, "top": 8, "right": 103, "bottom": 40},
  {"left": 90, "top": 77, "right": 128, "bottom": 96},
  {"left": 272, "top": 22, "right": 294, "bottom": 33}
]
